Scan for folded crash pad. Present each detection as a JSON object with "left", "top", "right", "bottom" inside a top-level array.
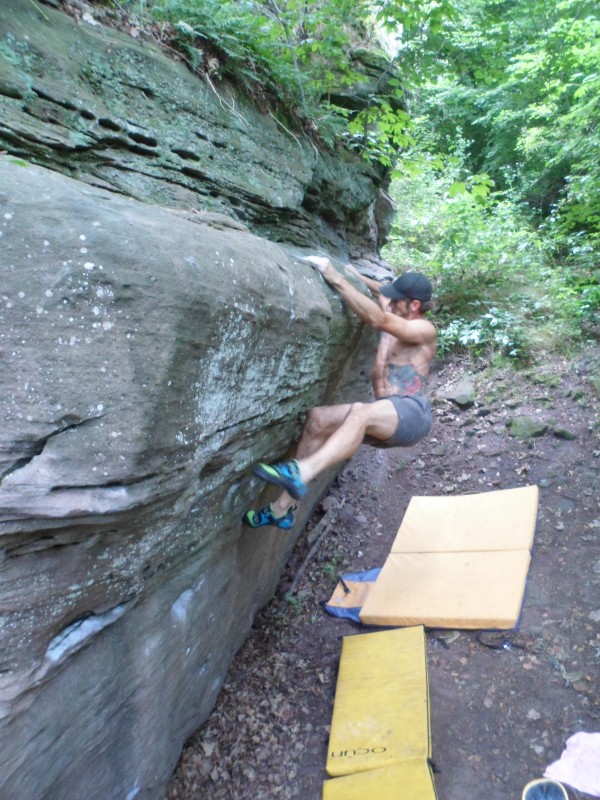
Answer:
[
  {"left": 326, "top": 626, "right": 431, "bottom": 778},
  {"left": 359, "top": 550, "right": 531, "bottom": 629},
  {"left": 359, "top": 485, "right": 538, "bottom": 630},
  {"left": 322, "top": 760, "right": 437, "bottom": 800},
  {"left": 391, "top": 485, "right": 538, "bottom": 553}
]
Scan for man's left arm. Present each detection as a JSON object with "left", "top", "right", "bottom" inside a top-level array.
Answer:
[{"left": 344, "top": 263, "right": 391, "bottom": 310}]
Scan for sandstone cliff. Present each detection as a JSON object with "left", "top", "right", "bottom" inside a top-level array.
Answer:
[{"left": 0, "top": 2, "right": 394, "bottom": 798}]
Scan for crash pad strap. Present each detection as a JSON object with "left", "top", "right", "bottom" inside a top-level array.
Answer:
[{"left": 322, "top": 568, "right": 381, "bottom": 623}]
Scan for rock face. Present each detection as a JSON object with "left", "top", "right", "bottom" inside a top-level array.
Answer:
[
  {"left": 0, "top": 0, "right": 394, "bottom": 267},
  {"left": 0, "top": 157, "right": 376, "bottom": 800},
  {"left": 0, "top": 3, "right": 394, "bottom": 798}
]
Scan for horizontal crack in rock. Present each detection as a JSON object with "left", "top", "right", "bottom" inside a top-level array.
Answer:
[
  {"left": 0, "top": 416, "right": 104, "bottom": 485},
  {"left": 48, "top": 472, "right": 160, "bottom": 492}
]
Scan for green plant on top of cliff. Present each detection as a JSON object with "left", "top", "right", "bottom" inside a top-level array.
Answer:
[
  {"left": 142, "top": 0, "right": 367, "bottom": 112},
  {"left": 345, "top": 101, "right": 412, "bottom": 167},
  {"left": 149, "top": 0, "right": 295, "bottom": 100},
  {"left": 121, "top": 0, "right": 445, "bottom": 165}
]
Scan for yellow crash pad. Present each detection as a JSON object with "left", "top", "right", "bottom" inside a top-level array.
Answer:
[
  {"left": 326, "top": 626, "right": 430, "bottom": 778},
  {"left": 391, "top": 485, "right": 538, "bottom": 553},
  {"left": 359, "top": 485, "right": 538, "bottom": 630},
  {"left": 323, "top": 760, "right": 437, "bottom": 800},
  {"left": 359, "top": 550, "right": 531, "bottom": 628}
]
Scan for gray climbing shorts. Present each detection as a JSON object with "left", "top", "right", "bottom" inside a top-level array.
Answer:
[{"left": 364, "top": 394, "right": 432, "bottom": 449}]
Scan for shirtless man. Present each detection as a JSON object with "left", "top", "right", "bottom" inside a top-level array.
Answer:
[{"left": 243, "top": 256, "right": 437, "bottom": 530}]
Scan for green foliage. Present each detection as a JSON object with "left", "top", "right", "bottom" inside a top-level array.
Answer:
[
  {"left": 548, "top": 269, "right": 600, "bottom": 327},
  {"left": 386, "top": 148, "right": 542, "bottom": 287},
  {"left": 127, "top": 0, "right": 424, "bottom": 163},
  {"left": 346, "top": 104, "right": 412, "bottom": 167},
  {"left": 283, "top": 591, "right": 304, "bottom": 610},
  {"left": 437, "top": 308, "right": 529, "bottom": 359},
  {"left": 148, "top": 0, "right": 305, "bottom": 103},
  {"left": 321, "top": 558, "right": 340, "bottom": 580},
  {"left": 375, "top": 0, "right": 600, "bottom": 357},
  {"left": 401, "top": 0, "right": 600, "bottom": 254},
  {"left": 382, "top": 150, "right": 598, "bottom": 361},
  {"left": 118, "top": 0, "right": 599, "bottom": 351}
]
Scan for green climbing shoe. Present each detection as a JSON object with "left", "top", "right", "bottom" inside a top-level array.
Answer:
[
  {"left": 252, "top": 459, "right": 308, "bottom": 500},
  {"left": 242, "top": 504, "right": 296, "bottom": 530}
]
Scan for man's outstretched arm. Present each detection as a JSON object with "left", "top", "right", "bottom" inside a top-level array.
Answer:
[
  {"left": 344, "top": 263, "right": 391, "bottom": 310},
  {"left": 304, "top": 257, "right": 387, "bottom": 325},
  {"left": 344, "top": 264, "right": 384, "bottom": 296},
  {"left": 303, "top": 256, "right": 432, "bottom": 344}
]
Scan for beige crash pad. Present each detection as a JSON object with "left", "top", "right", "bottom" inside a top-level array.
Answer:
[
  {"left": 326, "top": 627, "right": 431, "bottom": 778},
  {"left": 391, "top": 485, "right": 538, "bottom": 553},
  {"left": 323, "top": 760, "right": 437, "bottom": 799},
  {"left": 359, "top": 550, "right": 531, "bottom": 628},
  {"left": 359, "top": 485, "right": 538, "bottom": 629}
]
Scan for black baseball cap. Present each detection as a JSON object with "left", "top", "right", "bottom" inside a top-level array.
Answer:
[{"left": 380, "top": 271, "right": 432, "bottom": 303}]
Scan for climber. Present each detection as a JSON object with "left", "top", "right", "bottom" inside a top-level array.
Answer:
[{"left": 243, "top": 256, "right": 437, "bottom": 530}]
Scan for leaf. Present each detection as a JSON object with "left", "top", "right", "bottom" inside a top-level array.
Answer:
[{"left": 448, "top": 181, "right": 467, "bottom": 197}]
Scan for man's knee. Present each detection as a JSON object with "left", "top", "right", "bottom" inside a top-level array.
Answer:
[
  {"left": 305, "top": 403, "right": 358, "bottom": 437},
  {"left": 347, "top": 402, "right": 368, "bottom": 419},
  {"left": 305, "top": 406, "right": 330, "bottom": 437}
]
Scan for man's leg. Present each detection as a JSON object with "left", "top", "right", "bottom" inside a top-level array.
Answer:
[
  {"left": 243, "top": 402, "right": 353, "bottom": 528},
  {"left": 296, "top": 400, "right": 398, "bottom": 483},
  {"left": 269, "top": 403, "right": 353, "bottom": 514},
  {"left": 253, "top": 399, "right": 398, "bottom": 501}
]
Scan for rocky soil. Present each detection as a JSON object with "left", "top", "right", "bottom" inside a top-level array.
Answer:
[{"left": 166, "top": 347, "right": 600, "bottom": 800}]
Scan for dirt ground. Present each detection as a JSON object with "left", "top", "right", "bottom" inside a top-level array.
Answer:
[{"left": 166, "top": 348, "right": 600, "bottom": 800}]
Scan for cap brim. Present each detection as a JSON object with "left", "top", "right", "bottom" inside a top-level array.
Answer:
[{"left": 380, "top": 284, "right": 408, "bottom": 300}]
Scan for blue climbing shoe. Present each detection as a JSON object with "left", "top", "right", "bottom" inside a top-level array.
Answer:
[
  {"left": 242, "top": 504, "right": 296, "bottom": 530},
  {"left": 252, "top": 459, "right": 308, "bottom": 500}
]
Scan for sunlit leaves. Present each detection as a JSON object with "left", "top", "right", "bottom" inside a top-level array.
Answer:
[{"left": 403, "top": 0, "right": 600, "bottom": 256}]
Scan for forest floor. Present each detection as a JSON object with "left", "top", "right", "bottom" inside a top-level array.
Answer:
[{"left": 166, "top": 346, "right": 600, "bottom": 800}]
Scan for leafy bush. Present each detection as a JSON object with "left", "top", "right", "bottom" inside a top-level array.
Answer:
[
  {"left": 147, "top": 0, "right": 306, "bottom": 103},
  {"left": 437, "top": 307, "right": 529, "bottom": 360},
  {"left": 382, "top": 150, "right": 581, "bottom": 361},
  {"left": 124, "top": 0, "right": 413, "bottom": 162},
  {"left": 385, "top": 154, "right": 545, "bottom": 285}
]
